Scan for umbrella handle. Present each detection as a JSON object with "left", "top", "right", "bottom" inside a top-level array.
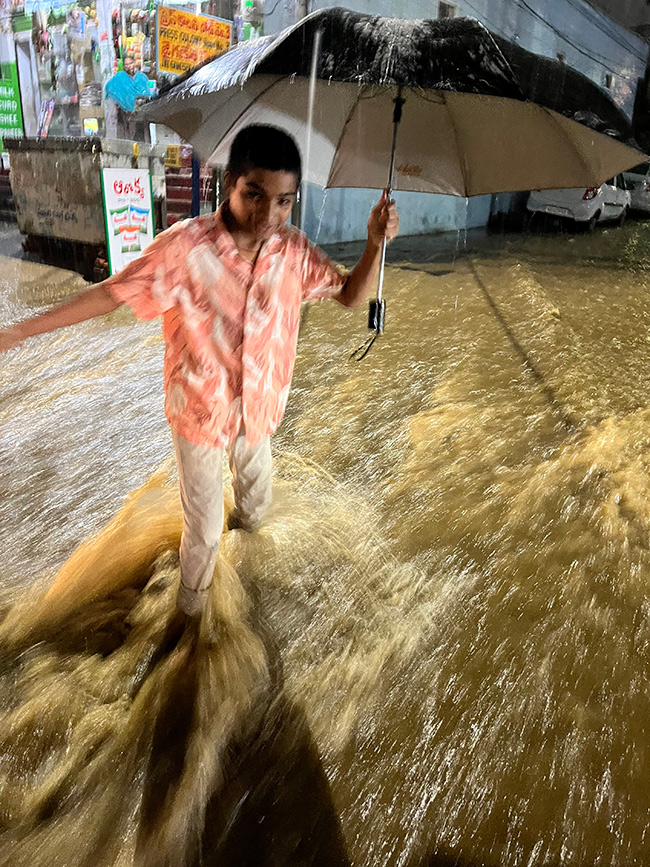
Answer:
[
  {"left": 376, "top": 234, "right": 388, "bottom": 305},
  {"left": 371, "top": 236, "right": 388, "bottom": 335},
  {"left": 368, "top": 296, "right": 386, "bottom": 332}
]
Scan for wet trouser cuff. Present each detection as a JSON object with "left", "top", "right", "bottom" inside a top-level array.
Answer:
[{"left": 176, "top": 581, "right": 210, "bottom": 617}]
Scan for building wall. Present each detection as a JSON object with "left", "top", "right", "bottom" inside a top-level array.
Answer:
[
  {"left": 586, "top": 0, "right": 650, "bottom": 35},
  {"left": 448, "top": 0, "right": 647, "bottom": 121},
  {"left": 265, "top": 0, "right": 649, "bottom": 243},
  {"left": 302, "top": 184, "right": 492, "bottom": 246}
]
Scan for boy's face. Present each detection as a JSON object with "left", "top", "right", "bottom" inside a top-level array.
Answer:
[{"left": 226, "top": 168, "right": 298, "bottom": 243}]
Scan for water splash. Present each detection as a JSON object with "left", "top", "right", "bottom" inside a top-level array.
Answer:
[
  {"left": 5, "top": 226, "right": 650, "bottom": 864},
  {"left": 0, "top": 457, "right": 429, "bottom": 867}
]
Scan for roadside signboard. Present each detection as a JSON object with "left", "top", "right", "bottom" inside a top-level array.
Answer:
[
  {"left": 101, "top": 167, "right": 155, "bottom": 275},
  {"left": 157, "top": 7, "right": 231, "bottom": 77},
  {"left": 0, "top": 62, "right": 24, "bottom": 147}
]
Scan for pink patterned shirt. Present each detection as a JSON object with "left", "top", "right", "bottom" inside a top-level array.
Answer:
[{"left": 105, "top": 210, "right": 346, "bottom": 447}]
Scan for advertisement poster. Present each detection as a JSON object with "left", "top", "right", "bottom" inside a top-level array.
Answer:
[
  {"left": 0, "top": 62, "right": 24, "bottom": 148},
  {"left": 101, "top": 168, "right": 155, "bottom": 275},
  {"left": 157, "top": 7, "right": 231, "bottom": 76}
]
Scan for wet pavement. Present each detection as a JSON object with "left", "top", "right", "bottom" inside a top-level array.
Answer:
[{"left": 3, "top": 215, "right": 650, "bottom": 865}]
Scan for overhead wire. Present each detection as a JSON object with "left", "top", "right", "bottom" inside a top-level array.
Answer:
[
  {"left": 518, "top": 0, "right": 641, "bottom": 79},
  {"left": 562, "top": 0, "right": 646, "bottom": 57}
]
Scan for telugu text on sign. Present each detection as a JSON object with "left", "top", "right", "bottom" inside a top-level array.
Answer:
[{"left": 157, "top": 7, "right": 232, "bottom": 76}]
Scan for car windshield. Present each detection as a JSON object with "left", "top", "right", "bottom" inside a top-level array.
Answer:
[{"left": 626, "top": 163, "right": 650, "bottom": 176}]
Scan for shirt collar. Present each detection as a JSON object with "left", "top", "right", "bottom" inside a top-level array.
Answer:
[
  {"left": 211, "top": 207, "right": 238, "bottom": 259},
  {"left": 211, "top": 204, "right": 287, "bottom": 261}
]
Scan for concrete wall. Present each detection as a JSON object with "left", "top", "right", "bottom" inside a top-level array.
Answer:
[
  {"left": 265, "top": 0, "right": 649, "bottom": 243},
  {"left": 302, "top": 183, "right": 492, "bottom": 246},
  {"left": 8, "top": 139, "right": 166, "bottom": 243}
]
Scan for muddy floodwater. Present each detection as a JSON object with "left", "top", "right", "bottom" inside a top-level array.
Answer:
[{"left": 2, "top": 220, "right": 650, "bottom": 865}]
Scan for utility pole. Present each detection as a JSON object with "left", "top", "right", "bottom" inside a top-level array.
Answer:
[
  {"left": 96, "top": 0, "right": 117, "bottom": 138},
  {"left": 296, "top": 0, "right": 309, "bottom": 21}
]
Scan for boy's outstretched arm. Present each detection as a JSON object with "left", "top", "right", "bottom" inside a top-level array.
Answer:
[
  {"left": 0, "top": 283, "right": 121, "bottom": 353},
  {"left": 336, "top": 190, "right": 399, "bottom": 309}
]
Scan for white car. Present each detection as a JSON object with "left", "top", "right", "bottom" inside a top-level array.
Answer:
[
  {"left": 527, "top": 174, "right": 631, "bottom": 231},
  {"left": 622, "top": 162, "right": 650, "bottom": 214}
]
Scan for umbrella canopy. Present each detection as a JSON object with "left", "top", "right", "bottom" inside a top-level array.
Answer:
[{"left": 143, "top": 7, "right": 646, "bottom": 197}]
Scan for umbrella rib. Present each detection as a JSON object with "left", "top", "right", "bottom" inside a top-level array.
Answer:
[
  {"left": 542, "top": 105, "right": 598, "bottom": 184},
  {"left": 440, "top": 91, "right": 470, "bottom": 197}
]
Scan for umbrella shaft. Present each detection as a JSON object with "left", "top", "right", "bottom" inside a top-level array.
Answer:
[
  {"left": 377, "top": 87, "right": 404, "bottom": 305},
  {"left": 387, "top": 85, "right": 404, "bottom": 192}
]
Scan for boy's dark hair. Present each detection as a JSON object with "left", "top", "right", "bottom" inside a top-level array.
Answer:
[{"left": 227, "top": 125, "right": 302, "bottom": 186}]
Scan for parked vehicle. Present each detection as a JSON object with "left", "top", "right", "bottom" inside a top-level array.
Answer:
[
  {"left": 527, "top": 174, "right": 631, "bottom": 231},
  {"left": 622, "top": 162, "right": 650, "bottom": 214}
]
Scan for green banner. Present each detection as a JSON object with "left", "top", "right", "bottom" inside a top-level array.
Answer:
[{"left": 0, "top": 61, "right": 23, "bottom": 148}]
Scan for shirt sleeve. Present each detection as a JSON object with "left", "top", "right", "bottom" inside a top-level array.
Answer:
[
  {"left": 300, "top": 239, "right": 348, "bottom": 302},
  {"left": 102, "top": 220, "right": 187, "bottom": 320}
]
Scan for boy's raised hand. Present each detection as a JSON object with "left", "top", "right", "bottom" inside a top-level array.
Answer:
[{"left": 367, "top": 189, "right": 399, "bottom": 247}]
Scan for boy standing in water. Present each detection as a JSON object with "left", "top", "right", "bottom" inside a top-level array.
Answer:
[{"left": 0, "top": 125, "right": 399, "bottom": 617}]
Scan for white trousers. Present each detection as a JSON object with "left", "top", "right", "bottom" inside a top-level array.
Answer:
[{"left": 172, "top": 427, "right": 273, "bottom": 616}]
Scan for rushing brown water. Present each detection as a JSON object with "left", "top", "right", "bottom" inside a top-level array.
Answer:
[{"left": 2, "top": 220, "right": 650, "bottom": 865}]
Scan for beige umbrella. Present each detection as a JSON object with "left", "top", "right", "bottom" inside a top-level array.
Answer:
[{"left": 198, "top": 77, "right": 642, "bottom": 198}]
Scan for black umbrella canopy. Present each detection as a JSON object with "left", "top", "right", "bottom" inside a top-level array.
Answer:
[
  {"left": 144, "top": 7, "right": 645, "bottom": 195},
  {"left": 150, "top": 9, "right": 524, "bottom": 112}
]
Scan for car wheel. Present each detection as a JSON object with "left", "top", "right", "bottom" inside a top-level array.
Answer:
[
  {"left": 617, "top": 207, "right": 628, "bottom": 227},
  {"left": 584, "top": 211, "right": 599, "bottom": 233}
]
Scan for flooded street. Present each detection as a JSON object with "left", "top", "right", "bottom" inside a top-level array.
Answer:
[{"left": 3, "top": 218, "right": 650, "bottom": 865}]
